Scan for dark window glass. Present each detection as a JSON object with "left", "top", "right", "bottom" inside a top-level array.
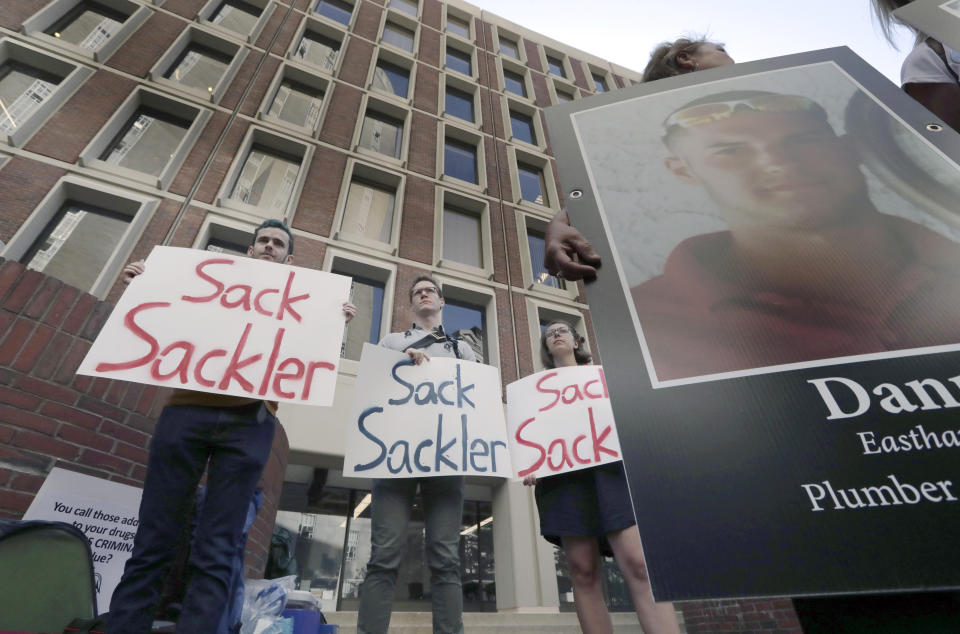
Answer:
[
  {"left": 593, "top": 73, "right": 608, "bottom": 92},
  {"left": 44, "top": 1, "right": 126, "bottom": 52},
  {"left": 293, "top": 31, "right": 340, "bottom": 71},
  {"left": 445, "top": 86, "right": 474, "bottom": 122},
  {"left": 444, "top": 138, "right": 477, "bottom": 184},
  {"left": 389, "top": 0, "right": 418, "bottom": 16},
  {"left": 206, "top": 236, "right": 250, "bottom": 256},
  {"left": 517, "top": 162, "right": 545, "bottom": 205},
  {"left": 499, "top": 38, "right": 518, "bottom": 59},
  {"left": 315, "top": 0, "right": 353, "bottom": 25},
  {"left": 443, "top": 297, "right": 486, "bottom": 362},
  {"left": 21, "top": 201, "right": 129, "bottom": 290},
  {"left": 546, "top": 55, "right": 565, "bottom": 78},
  {"left": 382, "top": 22, "right": 414, "bottom": 52},
  {"left": 373, "top": 60, "right": 409, "bottom": 97},
  {"left": 336, "top": 272, "right": 385, "bottom": 360},
  {"left": 100, "top": 107, "right": 192, "bottom": 176},
  {"left": 555, "top": 88, "right": 574, "bottom": 103},
  {"left": 0, "top": 61, "right": 62, "bottom": 135},
  {"left": 446, "top": 47, "right": 471, "bottom": 75},
  {"left": 503, "top": 69, "right": 526, "bottom": 97},
  {"left": 509, "top": 110, "right": 535, "bottom": 144},
  {"left": 445, "top": 14, "right": 470, "bottom": 38},
  {"left": 527, "top": 229, "right": 564, "bottom": 289}
]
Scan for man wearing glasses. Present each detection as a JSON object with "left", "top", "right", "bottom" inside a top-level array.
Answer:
[{"left": 356, "top": 274, "right": 476, "bottom": 634}]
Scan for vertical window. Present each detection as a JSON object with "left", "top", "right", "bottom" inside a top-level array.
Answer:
[
  {"left": 546, "top": 55, "right": 566, "bottom": 78},
  {"left": 358, "top": 110, "right": 404, "bottom": 159},
  {"left": 517, "top": 162, "right": 546, "bottom": 205},
  {"left": 499, "top": 37, "right": 519, "bottom": 59},
  {"left": 373, "top": 60, "right": 409, "bottom": 98},
  {"left": 502, "top": 69, "right": 526, "bottom": 98},
  {"left": 337, "top": 271, "right": 385, "bottom": 360},
  {"left": 389, "top": 0, "right": 418, "bottom": 16},
  {"left": 509, "top": 110, "right": 535, "bottom": 145},
  {"left": 443, "top": 298, "right": 486, "bottom": 362},
  {"left": 21, "top": 201, "right": 129, "bottom": 290},
  {"left": 527, "top": 228, "right": 564, "bottom": 289},
  {"left": 341, "top": 179, "right": 396, "bottom": 244},
  {"left": 44, "top": 1, "right": 126, "bottom": 52},
  {"left": 443, "top": 205, "right": 482, "bottom": 268},
  {"left": 315, "top": 0, "right": 353, "bottom": 25},
  {"left": 163, "top": 43, "right": 233, "bottom": 94},
  {"left": 445, "top": 47, "right": 471, "bottom": 75},
  {"left": 593, "top": 73, "right": 608, "bottom": 93},
  {"left": 0, "top": 61, "right": 62, "bottom": 135},
  {"left": 100, "top": 108, "right": 192, "bottom": 176},
  {"left": 445, "top": 85, "right": 474, "bottom": 122},
  {"left": 445, "top": 14, "right": 470, "bottom": 38},
  {"left": 555, "top": 87, "right": 574, "bottom": 102},
  {"left": 293, "top": 30, "right": 340, "bottom": 72},
  {"left": 382, "top": 22, "right": 414, "bottom": 53},
  {"left": 229, "top": 146, "right": 301, "bottom": 213},
  {"left": 208, "top": 0, "right": 262, "bottom": 36},
  {"left": 267, "top": 79, "right": 324, "bottom": 130},
  {"left": 206, "top": 236, "right": 250, "bottom": 255},
  {"left": 444, "top": 138, "right": 477, "bottom": 184}
]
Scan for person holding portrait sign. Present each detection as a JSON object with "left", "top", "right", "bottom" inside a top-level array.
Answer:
[
  {"left": 105, "top": 219, "right": 357, "bottom": 634},
  {"left": 516, "top": 320, "right": 681, "bottom": 634},
  {"left": 355, "top": 274, "right": 477, "bottom": 634}
]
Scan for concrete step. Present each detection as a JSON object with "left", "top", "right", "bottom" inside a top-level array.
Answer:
[{"left": 322, "top": 610, "right": 673, "bottom": 633}]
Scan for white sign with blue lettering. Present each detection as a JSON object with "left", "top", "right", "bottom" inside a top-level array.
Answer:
[{"left": 344, "top": 343, "right": 513, "bottom": 478}]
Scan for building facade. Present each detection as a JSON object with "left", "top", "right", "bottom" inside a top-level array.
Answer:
[{"left": 0, "top": 0, "right": 803, "bottom": 630}]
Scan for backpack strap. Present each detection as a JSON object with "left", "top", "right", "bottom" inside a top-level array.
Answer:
[{"left": 405, "top": 330, "right": 463, "bottom": 359}]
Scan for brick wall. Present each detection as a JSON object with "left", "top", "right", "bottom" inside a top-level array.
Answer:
[
  {"left": 0, "top": 258, "right": 287, "bottom": 579},
  {"left": 679, "top": 598, "right": 802, "bottom": 633}
]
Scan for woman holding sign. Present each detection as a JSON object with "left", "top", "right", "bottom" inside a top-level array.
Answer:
[{"left": 524, "top": 321, "right": 681, "bottom": 634}]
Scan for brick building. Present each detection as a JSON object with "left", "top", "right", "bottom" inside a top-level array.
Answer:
[{"left": 0, "top": 0, "right": 802, "bottom": 630}]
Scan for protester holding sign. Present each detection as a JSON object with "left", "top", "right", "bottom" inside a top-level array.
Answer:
[
  {"left": 356, "top": 274, "right": 476, "bottom": 634},
  {"left": 107, "top": 220, "right": 356, "bottom": 634},
  {"left": 523, "top": 321, "right": 681, "bottom": 634}
]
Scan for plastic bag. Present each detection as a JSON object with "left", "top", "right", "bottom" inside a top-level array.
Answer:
[{"left": 240, "top": 575, "right": 296, "bottom": 634}]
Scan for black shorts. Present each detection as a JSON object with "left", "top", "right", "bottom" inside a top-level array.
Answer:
[{"left": 534, "top": 461, "right": 637, "bottom": 556}]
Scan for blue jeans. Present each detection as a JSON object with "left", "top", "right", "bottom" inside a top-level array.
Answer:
[
  {"left": 357, "top": 476, "right": 465, "bottom": 634},
  {"left": 107, "top": 402, "right": 276, "bottom": 634}
]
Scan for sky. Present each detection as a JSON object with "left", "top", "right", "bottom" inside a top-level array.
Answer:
[{"left": 473, "top": 0, "right": 916, "bottom": 85}]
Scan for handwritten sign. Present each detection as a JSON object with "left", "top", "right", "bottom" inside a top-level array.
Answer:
[
  {"left": 23, "top": 468, "right": 143, "bottom": 614},
  {"left": 344, "top": 343, "right": 512, "bottom": 478},
  {"left": 78, "top": 246, "right": 351, "bottom": 406},
  {"left": 505, "top": 365, "right": 622, "bottom": 480}
]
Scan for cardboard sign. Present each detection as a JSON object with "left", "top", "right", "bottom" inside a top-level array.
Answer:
[
  {"left": 543, "top": 49, "right": 960, "bottom": 600},
  {"left": 78, "top": 246, "right": 351, "bottom": 406},
  {"left": 23, "top": 468, "right": 143, "bottom": 614},
  {"left": 344, "top": 343, "right": 512, "bottom": 478},
  {"left": 506, "top": 365, "right": 621, "bottom": 480}
]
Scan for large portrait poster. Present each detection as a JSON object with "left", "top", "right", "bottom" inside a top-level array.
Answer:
[
  {"left": 544, "top": 48, "right": 960, "bottom": 600},
  {"left": 895, "top": 0, "right": 960, "bottom": 54}
]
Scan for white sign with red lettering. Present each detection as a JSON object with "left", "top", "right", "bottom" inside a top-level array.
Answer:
[
  {"left": 78, "top": 246, "right": 351, "bottom": 406},
  {"left": 506, "top": 365, "right": 622, "bottom": 480}
]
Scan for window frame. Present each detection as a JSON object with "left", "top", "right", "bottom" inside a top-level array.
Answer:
[
  {"left": 197, "top": 0, "right": 274, "bottom": 44},
  {"left": 312, "top": 0, "right": 356, "bottom": 28},
  {"left": 443, "top": 36, "right": 477, "bottom": 80},
  {"left": 498, "top": 57, "right": 533, "bottom": 102},
  {"left": 541, "top": 47, "right": 571, "bottom": 80},
  {"left": 548, "top": 77, "right": 580, "bottom": 104},
  {"left": 215, "top": 126, "right": 313, "bottom": 221},
  {"left": 331, "top": 159, "right": 405, "bottom": 255},
  {"left": 79, "top": 87, "right": 210, "bottom": 189},
  {"left": 516, "top": 210, "right": 578, "bottom": 299},
  {"left": 436, "top": 276, "right": 500, "bottom": 369},
  {"left": 379, "top": 11, "right": 419, "bottom": 56},
  {"left": 322, "top": 248, "right": 396, "bottom": 373},
  {"left": 367, "top": 48, "right": 415, "bottom": 104},
  {"left": 526, "top": 298, "right": 588, "bottom": 373},
  {"left": 287, "top": 16, "right": 346, "bottom": 76},
  {"left": 440, "top": 73, "right": 480, "bottom": 128},
  {"left": 352, "top": 94, "right": 411, "bottom": 166},
  {"left": 588, "top": 65, "right": 612, "bottom": 93},
  {"left": 0, "top": 39, "right": 94, "bottom": 146},
  {"left": 438, "top": 122, "right": 486, "bottom": 193},
  {"left": 509, "top": 146, "right": 558, "bottom": 211},
  {"left": 257, "top": 63, "right": 331, "bottom": 136},
  {"left": 433, "top": 188, "right": 493, "bottom": 279},
  {"left": 22, "top": 0, "right": 151, "bottom": 62},
  {"left": 387, "top": 0, "right": 419, "bottom": 18},
  {"left": 193, "top": 214, "right": 257, "bottom": 256},
  {"left": 443, "top": 7, "right": 473, "bottom": 42},
  {"left": 493, "top": 26, "right": 524, "bottom": 63},
  {"left": 503, "top": 96, "right": 545, "bottom": 151},
  {"left": 0, "top": 175, "right": 158, "bottom": 298},
  {"left": 149, "top": 26, "right": 247, "bottom": 103}
]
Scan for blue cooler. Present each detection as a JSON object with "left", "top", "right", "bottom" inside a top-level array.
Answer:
[{"left": 282, "top": 590, "right": 338, "bottom": 634}]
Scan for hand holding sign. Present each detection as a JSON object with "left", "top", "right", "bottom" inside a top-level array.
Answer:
[
  {"left": 506, "top": 365, "right": 622, "bottom": 480},
  {"left": 344, "top": 343, "right": 513, "bottom": 478}
]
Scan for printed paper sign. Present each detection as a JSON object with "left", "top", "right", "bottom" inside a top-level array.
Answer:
[
  {"left": 78, "top": 246, "right": 351, "bottom": 406},
  {"left": 506, "top": 365, "right": 621, "bottom": 480},
  {"left": 344, "top": 343, "right": 512, "bottom": 478},
  {"left": 23, "top": 468, "right": 143, "bottom": 614}
]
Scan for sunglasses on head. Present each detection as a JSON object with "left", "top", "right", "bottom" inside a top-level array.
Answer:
[{"left": 664, "top": 94, "right": 817, "bottom": 130}]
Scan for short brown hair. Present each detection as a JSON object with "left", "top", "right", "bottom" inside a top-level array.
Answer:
[{"left": 408, "top": 274, "right": 443, "bottom": 302}]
